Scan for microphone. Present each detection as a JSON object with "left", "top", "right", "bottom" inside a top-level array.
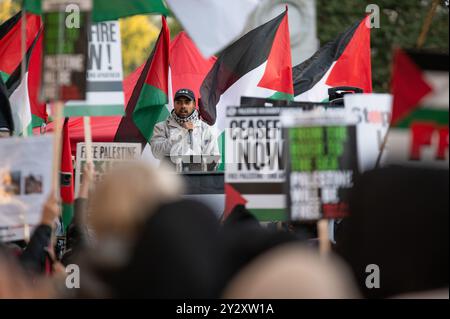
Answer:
[{"left": 188, "top": 129, "right": 193, "bottom": 146}]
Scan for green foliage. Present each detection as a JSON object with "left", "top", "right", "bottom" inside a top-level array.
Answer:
[{"left": 316, "top": 0, "right": 449, "bottom": 92}]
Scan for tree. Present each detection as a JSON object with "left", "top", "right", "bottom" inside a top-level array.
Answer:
[
  {"left": 0, "top": 0, "right": 20, "bottom": 24},
  {"left": 120, "top": 15, "right": 159, "bottom": 76},
  {"left": 316, "top": 0, "right": 449, "bottom": 92}
]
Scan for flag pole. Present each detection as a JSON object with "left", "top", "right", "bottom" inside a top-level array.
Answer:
[
  {"left": 21, "top": 8, "right": 28, "bottom": 136},
  {"left": 50, "top": 7, "right": 66, "bottom": 198},
  {"left": 51, "top": 101, "right": 64, "bottom": 195},
  {"left": 317, "top": 219, "right": 330, "bottom": 258},
  {"left": 374, "top": 126, "right": 391, "bottom": 168},
  {"left": 416, "top": 0, "right": 440, "bottom": 49},
  {"left": 83, "top": 116, "right": 93, "bottom": 164}
]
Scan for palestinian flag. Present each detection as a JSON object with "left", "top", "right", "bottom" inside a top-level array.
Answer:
[
  {"left": 199, "top": 9, "right": 292, "bottom": 219},
  {"left": 6, "top": 27, "right": 46, "bottom": 136},
  {"left": 61, "top": 118, "right": 74, "bottom": 231},
  {"left": 0, "top": 11, "right": 41, "bottom": 82},
  {"left": 385, "top": 49, "right": 449, "bottom": 167},
  {"left": 23, "top": 0, "right": 169, "bottom": 22},
  {"left": 199, "top": 9, "right": 293, "bottom": 131},
  {"left": 114, "top": 16, "right": 170, "bottom": 147},
  {"left": 292, "top": 16, "right": 372, "bottom": 102}
]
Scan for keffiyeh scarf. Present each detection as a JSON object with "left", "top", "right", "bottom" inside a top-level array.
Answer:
[{"left": 171, "top": 109, "right": 199, "bottom": 125}]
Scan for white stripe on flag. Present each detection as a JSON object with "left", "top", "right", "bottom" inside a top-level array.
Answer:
[
  {"left": 244, "top": 194, "right": 286, "bottom": 209},
  {"left": 294, "top": 61, "right": 336, "bottom": 103},
  {"left": 214, "top": 62, "right": 277, "bottom": 132},
  {"left": 9, "top": 72, "right": 32, "bottom": 136},
  {"left": 422, "top": 71, "right": 449, "bottom": 109}
]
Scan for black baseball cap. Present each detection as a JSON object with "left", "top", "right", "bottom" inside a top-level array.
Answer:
[{"left": 174, "top": 88, "right": 195, "bottom": 102}]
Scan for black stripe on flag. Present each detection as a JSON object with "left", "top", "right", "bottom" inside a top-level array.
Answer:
[
  {"left": 230, "top": 182, "right": 285, "bottom": 195},
  {"left": 292, "top": 19, "right": 361, "bottom": 96},
  {"left": 199, "top": 11, "right": 286, "bottom": 125},
  {"left": 405, "top": 50, "right": 449, "bottom": 72},
  {"left": 5, "top": 28, "right": 42, "bottom": 96},
  {"left": 0, "top": 11, "right": 22, "bottom": 40}
]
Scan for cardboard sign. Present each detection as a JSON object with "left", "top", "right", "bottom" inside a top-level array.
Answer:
[
  {"left": 345, "top": 93, "right": 392, "bottom": 172},
  {"left": 41, "top": 0, "right": 92, "bottom": 101},
  {"left": 225, "top": 106, "right": 287, "bottom": 222},
  {"left": 0, "top": 135, "right": 53, "bottom": 242},
  {"left": 75, "top": 142, "right": 141, "bottom": 194},
  {"left": 64, "top": 21, "right": 125, "bottom": 117},
  {"left": 282, "top": 110, "right": 359, "bottom": 221}
]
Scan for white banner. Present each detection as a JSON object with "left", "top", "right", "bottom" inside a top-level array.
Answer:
[
  {"left": 75, "top": 142, "right": 141, "bottom": 194},
  {"left": 345, "top": 93, "right": 392, "bottom": 172},
  {"left": 65, "top": 21, "right": 125, "bottom": 116},
  {"left": 0, "top": 135, "right": 53, "bottom": 242}
]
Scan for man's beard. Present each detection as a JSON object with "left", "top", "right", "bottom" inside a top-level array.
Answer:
[
  {"left": 172, "top": 109, "right": 199, "bottom": 125},
  {"left": 175, "top": 108, "right": 194, "bottom": 118}
]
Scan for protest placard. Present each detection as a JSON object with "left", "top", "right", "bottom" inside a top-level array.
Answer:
[
  {"left": 41, "top": 0, "right": 92, "bottom": 102},
  {"left": 64, "top": 21, "right": 125, "bottom": 117},
  {"left": 282, "top": 110, "right": 359, "bottom": 221},
  {"left": 225, "top": 106, "right": 287, "bottom": 221},
  {"left": 75, "top": 142, "right": 141, "bottom": 194},
  {"left": 0, "top": 135, "right": 53, "bottom": 242},
  {"left": 345, "top": 93, "right": 392, "bottom": 172}
]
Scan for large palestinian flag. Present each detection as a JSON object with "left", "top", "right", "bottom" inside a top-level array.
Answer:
[
  {"left": 385, "top": 49, "right": 449, "bottom": 168},
  {"left": 292, "top": 16, "right": 372, "bottom": 102},
  {"left": 114, "top": 16, "right": 170, "bottom": 147},
  {"left": 199, "top": 9, "right": 292, "bottom": 218},
  {"left": 199, "top": 9, "right": 293, "bottom": 131}
]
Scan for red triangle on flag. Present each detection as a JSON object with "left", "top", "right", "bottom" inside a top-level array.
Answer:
[
  {"left": 224, "top": 183, "right": 248, "bottom": 219},
  {"left": 390, "top": 49, "right": 433, "bottom": 125},
  {"left": 258, "top": 10, "right": 294, "bottom": 95},
  {"left": 326, "top": 16, "right": 372, "bottom": 93}
]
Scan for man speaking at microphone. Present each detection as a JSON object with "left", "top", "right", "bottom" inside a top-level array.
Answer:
[{"left": 150, "top": 88, "right": 220, "bottom": 168}]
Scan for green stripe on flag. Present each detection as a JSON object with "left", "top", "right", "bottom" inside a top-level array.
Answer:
[
  {"left": 23, "top": 0, "right": 42, "bottom": 15},
  {"left": 92, "top": 0, "right": 170, "bottom": 21},
  {"left": 248, "top": 208, "right": 287, "bottom": 222},
  {"left": 133, "top": 84, "right": 170, "bottom": 142},
  {"left": 394, "top": 108, "right": 449, "bottom": 129},
  {"left": 63, "top": 104, "right": 125, "bottom": 117},
  {"left": 269, "top": 91, "right": 294, "bottom": 101},
  {"left": 0, "top": 71, "right": 9, "bottom": 83},
  {"left": 31, "top": 114, "right": 46, "bottom": 128},
  {"left": 217, "top": 131, "right": 225, "bottom": 172},
  {"left": 62, "top": 202, "right": 74, "bottom": 232},
  {"left": 23, "top": 0, "right": 170, "bottom": 21}
]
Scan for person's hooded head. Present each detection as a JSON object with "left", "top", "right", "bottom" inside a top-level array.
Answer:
[
  {"left": 223, "top": 243, "right": 359, "bottom": 299},
  {"left": 335, "top": 166, "right": 449, "bottom": 298},
  {"left": 111, "top": 199, "right": 220, "bottom": 298},
  {"left": 213, "top": 218, "right": 306, "bottom": 297},
  {"left": 88, "top": 161, "right": 182, "bottom": 264}
]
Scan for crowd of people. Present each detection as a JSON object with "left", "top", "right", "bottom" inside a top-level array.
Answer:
[{"left": 0, "top": 160, "right": 448, "bottom": 299}]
